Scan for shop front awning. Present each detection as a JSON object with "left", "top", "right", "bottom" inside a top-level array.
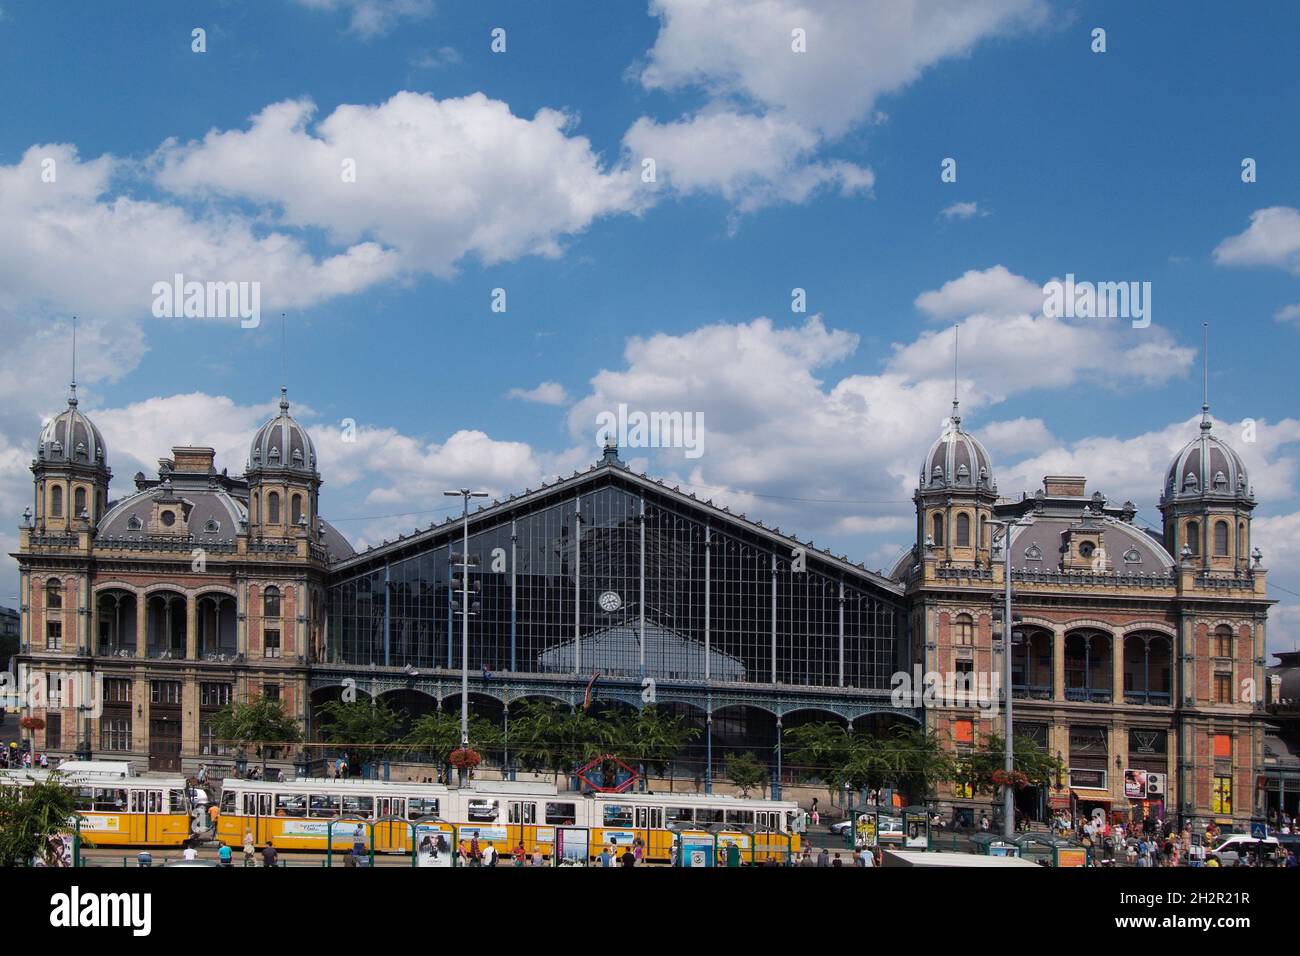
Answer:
[{"left": 1070, "top": 788, "right": 1113, "bottom": 804}]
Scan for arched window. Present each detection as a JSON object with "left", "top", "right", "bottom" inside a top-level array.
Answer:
[
  {"left": 264, "top": 586, "right": 281, "bottom": 618},
  {"left": 46, "top": 580, "right": 62, "bottom": 609},
  {"left": 51, "top": 485, "right": 63, "bottom": 518},
  {"left": 291, "top": 494, "right": 303, "bottom": 526},
  {"left": 956, "top": 513, "right": 971, "bottom": 547},
  {"left": 954, "top": 613, "right": 974, "bottom": 646},
  {"left": 1214, "top": 625, "right": 1232, "bottom": 658},
  {"left": 1185, "top": 520, "right": 1199, "bottom": 555},
  {"left": 267, "top": 491, "right": 280, "bottom": 524},
  {"left": 979, "top": 515, "right": 986, "bottom": 549},
  {"left": 1237, "top": 522, "right": 1245, "bottom": 559},
  {"left": 1213, "top": 520, "right": 1229, "bottom": 556},
  {"left": 931, "top": 512, "right": 944, "bottom": 547},
  {"left": 74, "top": 487, "right": 86, "bottom": 518}
]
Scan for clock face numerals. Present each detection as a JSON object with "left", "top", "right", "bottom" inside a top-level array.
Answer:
[{"left": 598, "top": 590, "right": 622, "bottom": 613}]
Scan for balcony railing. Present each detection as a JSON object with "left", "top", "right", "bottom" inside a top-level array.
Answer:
[
  {"left": 96, "top": 535, "right": 237, "bottom": 554},
  {"left": 1013, "top": 569, "right": 1176, "bottom": 588},
  {"left": 1124, "top": 690, "right": 1172, "bottom": 706},
  {"left": 249, "top": 540, "right": 297, "bottom": 555},
  {"left": 1065, "top": 687, "right": 1112, "bottom": 703},
  {"left": 1194, "top": 574, "right": 1254, "bottom": 590},
  {"left": 1012, "top": 683, "right": 1053, "bottom": 700},
  {"left": 145, "top": 647, "right": 184, "bottom": 660},
  {"left": 97, "top": 645, "right": 136, "bottom": 659},
  {"left": 27, "top": 533, "right": 79, "bottom": 549}
]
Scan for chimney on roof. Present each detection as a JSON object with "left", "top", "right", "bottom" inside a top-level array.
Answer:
[
  {"left": 1043, "top": 476, "right": 1087, "bottom": 497},
  {"left": 172, "top": 446, "right": 217, "bottom": 474}
]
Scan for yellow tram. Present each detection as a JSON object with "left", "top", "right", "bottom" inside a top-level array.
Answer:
[
  {"left": 0, "top": 761, "right": 194, "bottom": 847},
  {"left": 216, "top": 776, "right": 803, "bottom": 863}
]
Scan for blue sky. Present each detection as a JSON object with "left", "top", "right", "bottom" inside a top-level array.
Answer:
[{"left": 1, "top": 0, "right": 1298, "bottom": 649}]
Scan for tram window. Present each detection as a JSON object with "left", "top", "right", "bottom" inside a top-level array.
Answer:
[
  {"left": 169, "top": 790, "right": 187, "bottom": 813},
  {"left": 342, "top": 795, "right": 374, "bottom": 818},
  {"left": 545, "top": 802, "right": 576, "bottom": 825},
  {"left": 668, "top": 807, "right": 695, "bottom": 825},
  {"left": 309, "top": 794, "right": 341, "bottom": 818},
  {"left": 94, "top": 788, "right": 126, "bottom": 812},
  {"left": 467, "top": 799, "right": 498, "bottom": 822},
  {"left": 603, "top": 804, "right": 634, "bottom": 828},
  {"left": 258, "top": 794, "right": 273, "bottom": 817},
  {"left": 696, "top": 808, "right": 723, "bottom": 825},
  {"left": 221, "top": 791, "right": 237, "bottom": 814},
  {"left": 276, "top": 794, "right": 308, "bottom": 817},
  {"left": 243, "top": 794, "right": 259, "bottom": 815},
  {"left": 408, "top": 797, "right": 440, "bottom": 819},
  {"left": 129, "top": 791, "right": 144, "bottom": 813},
  {"left": 725, "top": 809, "right": 754, "bottom": 826},
  {"left": 508, "top": 802, "right": 537, "bottom": 824},
  {"left": 74, "top": 788, "right": 95, "bottom": 812},
  {"left": 147, "top": 791, "right": 162, "bottom": 814}
]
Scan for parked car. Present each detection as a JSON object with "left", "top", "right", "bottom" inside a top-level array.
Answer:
[
  {"left": 829, "top": 820, "right": 853, "bottom": 836},
  {"left": 1208, "top": 834, "right": 1280, "bottom": 866}
]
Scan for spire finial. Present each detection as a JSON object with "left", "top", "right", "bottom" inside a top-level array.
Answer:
[
  {"left": 68, "top": 315, "right": 79, "bottom": 407},
  {"left": 951, "top": 324, "right": 961, "bottom": 426},
  {"left": 1200, "top": 321, "right": 1211, "bottom": 431},
  {"left": 279, "top": 385, "right": 290, "bottom": 413}
]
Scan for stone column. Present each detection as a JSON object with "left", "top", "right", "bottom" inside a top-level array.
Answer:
[
  {"left": 1052, "top": 629, "right": 1065, "bottom": 702},
  {"left": 1112, "top": 633, "right": 1126, "bottom": 704},
  {"left": 186, "top": 594, "right": 198, "bottom": 660},
  {"left": 136, "top": 594, "right": 148, "bottom": 658}
]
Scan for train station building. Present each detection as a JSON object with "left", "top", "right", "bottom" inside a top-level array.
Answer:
[{"left": 11, "top": 377, "right": 1278, "bottom": 830}]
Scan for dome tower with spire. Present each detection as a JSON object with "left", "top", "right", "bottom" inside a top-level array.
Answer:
[
  {"left": 246, "top": 387, "right": 322, "bottom": 541},
  {"left": 914, "top": 398, "right": 998, "bottom": 569},
  {"left": 1160, "top": 400, "right": 1255, "bottom": 575},
  {"left": 31, "top": 380, "right": 112, "bottom": 533}
]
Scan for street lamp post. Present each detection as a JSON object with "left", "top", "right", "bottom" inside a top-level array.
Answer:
[
  {"left": 990, "top": 518, "right": 1025, "bottom": 842},
  {"left": 444, "top": 489, "right": 488, "bottom": 762}
]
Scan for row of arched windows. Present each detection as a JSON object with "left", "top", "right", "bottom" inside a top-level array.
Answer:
[
  {"left": 1183, "top": 518, "right": 1246, "bottom": 557},
  {"left": 252, "top": 490, "right": 306, "bottom": 525},
  {"left": 46, "top": 485, "right": 90, "bottom": 519},
  {"left": 931, "top": 511, "right": 982, "bottom": 548}
]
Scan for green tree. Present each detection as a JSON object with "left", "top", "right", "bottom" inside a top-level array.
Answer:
[
  {"left": 507, "top": 700, "right": 573, "bottom": 782},
  {"left": 404, "top": 710, "right": 502, "bottom": 777},
  {"left": 210, "top": 697, "right": 303, "bottom": 774},
  {"left": 961, "top": 733, "right": 1063, "bottom": 795},
  {"left": 613, "top": 706, "right": 700, "bottom": 790},
  {"left": 0, "top": 775, "right": 80, "bottom": 867},
  {"left": 316, "top": 699, "right": 402, "bottom": 772},
  {"left": 885, "top": 726, "right": 955, "bottom": 803},
  {"left": 724, "top": 751, "right": 767, "bottom": 797}
]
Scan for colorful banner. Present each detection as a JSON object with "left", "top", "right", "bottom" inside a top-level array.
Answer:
[
  {"left": 282, "top": 820, "right": 363, "bottom": 844},
  {"left": 79, "top": 815, "right": 122, "bottom": 833},
  {"left": 1123, "top": 769, "right": 1147, "bottom": 799},
  {"left": 415, "top": 824, "right": 454, "bottom": 868}
]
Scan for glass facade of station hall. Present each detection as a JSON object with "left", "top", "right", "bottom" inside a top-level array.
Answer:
[{"left": 325, "top": 472, "right": 903, "bottom": 691}]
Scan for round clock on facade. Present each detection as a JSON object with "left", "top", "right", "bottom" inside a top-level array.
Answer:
[{"left": 598, "top": 590, "right": 622, "bottom": 612}]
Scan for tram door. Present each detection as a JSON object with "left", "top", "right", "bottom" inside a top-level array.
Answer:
[
  {"left": 376, "top": 797, "right": 407, "bottom": 852},
  {"left": 635, "top": 806, "right": 664, "bottom": 855},
  {"left": 754, "top": 811, "right": 779, "bottom": 831},
  {"left": 130, "top": 788, "right": 163, "bottom": 841}
]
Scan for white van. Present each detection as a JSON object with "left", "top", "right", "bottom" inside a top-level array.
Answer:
[{"left": 1209, "top": 833, "right": 1279, "bottom": 866}]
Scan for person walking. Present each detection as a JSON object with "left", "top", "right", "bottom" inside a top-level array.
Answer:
[
  {"left": 352, "top": 823, "right": 366, "bottom": 861},
  {"left": 243, "top": 829, "right": 255, "bottom": 866},
  {"left": 261, "top": 843, "right": 278, "bottom": 868},
  {"left": 817, "top": 847, "right": 830, "bottom": 867},
  {"left": 726, "top": 841, "right": 741, "bottom": 868},
  {"left": 218, "top": 844, "right": 233, "bottom": 867}
]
